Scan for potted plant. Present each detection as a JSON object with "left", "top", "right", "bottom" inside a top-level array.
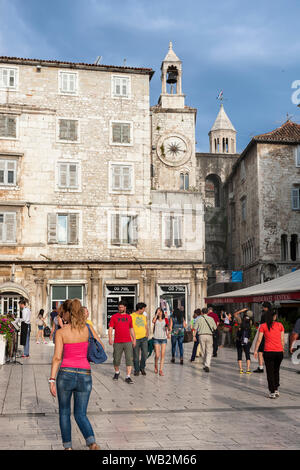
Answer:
[{"left": 0, "top": 316, "right": 15, "bottom": 364}]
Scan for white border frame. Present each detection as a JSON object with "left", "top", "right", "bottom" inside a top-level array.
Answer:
[
  {"left": 0, "top": 65, "right": 19, "bottom": 91},
  {"left": 111, "top": 74, "right": 131, "bottom": 100},
  {"left": 56, "top": 117, "right": 80, "bottom": 144},
  {"left": 47, "top": 209, "right": 82, "bottom": 247},
  {"left": 55, "top": 160, "right": 82, "bottom": 193},
  {"left": 108, "top": 161, "right": 135, "bottom": 194},
  {"left": 58, "top": 70, "right": 79, "bottom": 96},
  {"left": 107, "top": 210, "right": 138, "bottom": 249},
  {"left": 109, "top": 120, "right": 133, "bottom": 147}
]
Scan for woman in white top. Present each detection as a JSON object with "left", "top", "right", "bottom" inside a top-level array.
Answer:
[{"left": 152, "top": 308, "right": 170, "bottom": 376}]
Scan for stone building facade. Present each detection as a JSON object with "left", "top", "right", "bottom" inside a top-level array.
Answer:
[
  {"left": 224, "top": 120, "right": 300, "bottom": 313},
  {"left": 0, "top": 45, "right": 208, "bottom": 335}
]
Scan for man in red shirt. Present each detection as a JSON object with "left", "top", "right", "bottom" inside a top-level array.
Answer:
[
  {"left": 208, "top": 307, "right": 220, "bottom": 357},
  {"left": 108, "top": 301, "right": 136, "bottom": 384}
]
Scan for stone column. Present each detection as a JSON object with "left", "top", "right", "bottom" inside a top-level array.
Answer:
[
  {"left": 195, "top": 268, "right": 208, "bottom": 309},
  {"left": 34, "top": 276, "right": 45, "bottom": 333},
  {"left": 90, "top": 271, "right": 102, "bottom": 335}
]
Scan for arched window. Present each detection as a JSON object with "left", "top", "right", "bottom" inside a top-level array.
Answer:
[
  {"left": 205, "top": 174, "right": 221, "bottom": 208},
  {"left": 290, "top": 234, "right": 298, "bottom": 261},
  {"left": 180, "top": 173, "right": 189, "bottom": 191}
]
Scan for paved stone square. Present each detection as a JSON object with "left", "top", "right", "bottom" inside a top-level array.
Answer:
[{"left": 0, "top": 338, "right": 299, "bottom": 450}]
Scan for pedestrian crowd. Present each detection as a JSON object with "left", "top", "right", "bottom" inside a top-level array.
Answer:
[{"left": 10, "top": 298, "right": 299, "bottom": 449}]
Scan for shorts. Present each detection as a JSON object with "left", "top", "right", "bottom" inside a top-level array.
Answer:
[
  {"left": 153, "top": 338, "right": 167, "bottom": 345},
  {"left": 38, "top": 325, "right": 44, "bottom": 331},
  {"left": 113, "top": 342, "right": 133, "bottom": 367}
]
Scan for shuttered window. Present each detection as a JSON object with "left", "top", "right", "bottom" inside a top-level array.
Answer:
[
  {"left": 291, "top": 188, "right": 300, "bottom": 210},
  {"left": 0, "top": 160, "right": 17, "bottom": 185},
  {"left": 112, "top": 76, "right": 129, "bottom": 97},
  {"left": 58, "top": 162, "right": 79, "bottom": 188},
  {"left": 164, "top": 215, "right": 183, "bottom": 248},
  {"left": 112, "top": 122, "right": 131, "bottom": 144},
  {"left": 0, "top": 115, "right": 17, "bottom": 138},
  {"left": 59, "top": 72, "right": 77, "bottom": 94},
  {"left": 111, "top": 214, "right": 138, "bottom": 246},
  {"left": 0, "top": 68, "right": 17, "bottom": 89},
  {"left": 47, "top": 213, "right": 79, "bottom": 245},
  {"left": 0, "top": 212, "right": 16, "bottom": 243},
  {"left": 58, "top": 119, "right": 78, "bottom": 141},
  {"left": 111, "top": 164, "right": 132, "bottom": 191}
]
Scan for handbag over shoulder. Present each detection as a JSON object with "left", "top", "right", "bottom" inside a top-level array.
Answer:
[{"left": 86, "top": 323, "right": 107, "bottom": 364}]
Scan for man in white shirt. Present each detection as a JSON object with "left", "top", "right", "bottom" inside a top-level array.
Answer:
[{"left": 19, "top": 299, "right": 31, "bottom": 357}]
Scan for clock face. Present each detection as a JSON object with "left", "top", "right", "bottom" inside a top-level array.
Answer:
[{"left": 157, "top": 133, "right": 191, "bottom": 167}]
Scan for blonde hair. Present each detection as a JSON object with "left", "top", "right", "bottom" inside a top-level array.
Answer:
[{"left": 62, "top": 298, "right": 86, "bottom": 330}]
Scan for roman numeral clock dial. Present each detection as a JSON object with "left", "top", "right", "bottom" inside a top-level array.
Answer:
[{"left": 157, "top": 133, "right": 191, "bottom": 167}]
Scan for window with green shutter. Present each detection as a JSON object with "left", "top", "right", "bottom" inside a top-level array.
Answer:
[
  {"left": 48, "top": 213, "right": 79, "bottom": 245},
  {"left": 111, "top": 214, "right": 138, "bottom": 246},
  {"left": 0, "top": 212, "right": 17, "bottom": 243},
  {"left": 0, "top": 160, "right": 17, "bottom": 185},
  {"left": 58, "top": 162, "right": 79, "bottom": 188}
]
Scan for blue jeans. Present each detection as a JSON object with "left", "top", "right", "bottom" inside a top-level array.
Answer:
[
  {"left": 171, "top": 335, "right": 184, "bottom": 358},
  {"left": 56, "top": 368, "right": 95, "bottom": 448},
  {"left": 133, "top": 337, "right": 148, "bottom": 372},
  {"left": 24, "top": 324, "right": 31, "bottom": 356}
]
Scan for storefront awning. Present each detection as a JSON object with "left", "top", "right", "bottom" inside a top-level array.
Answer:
[{"left": 205, "top": 269, "right": 300, "bottom": 304}]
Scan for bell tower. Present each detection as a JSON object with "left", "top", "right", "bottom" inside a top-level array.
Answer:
[
  {"left": 159, "top": 42, "right": 185, "bottom": 109},
  {"left": 209, "top": 103, "right": 237, "bottom": 154}
]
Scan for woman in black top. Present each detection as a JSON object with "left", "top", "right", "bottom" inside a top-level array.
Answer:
[{"left": 236, "top": 313, "right": 252, "bottom": 374}]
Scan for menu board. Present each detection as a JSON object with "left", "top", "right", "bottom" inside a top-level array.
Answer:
[{"left": 106, "top": 297, "right": 119, "bottom": 329}]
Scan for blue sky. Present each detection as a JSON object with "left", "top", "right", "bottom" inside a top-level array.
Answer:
[{"left": 0, "top": 0, "right": 299, "bottom": 152}]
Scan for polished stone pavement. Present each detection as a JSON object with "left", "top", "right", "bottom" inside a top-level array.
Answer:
[{"left": 0, "top": 338, "right": 299, "bottom": 450}]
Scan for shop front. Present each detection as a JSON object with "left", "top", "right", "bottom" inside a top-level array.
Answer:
[
  {"left": 158, "top": 284, "right": 188, "bottom": 320},
  {"left": 105, "top": 284, "right": 138, "bottom": 329}
]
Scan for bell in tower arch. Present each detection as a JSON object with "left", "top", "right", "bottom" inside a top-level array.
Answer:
[{"left": 166, "top": 66, "right": 178, "bottom": 94}]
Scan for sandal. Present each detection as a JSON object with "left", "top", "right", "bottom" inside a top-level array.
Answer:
[
  {"left": 154, "top": 366, "right": 158, "bottom": 374},
  {"left": 159, "top": 370, "right": 164, "bottom": 376},
  {"left": 89, "top": 443, "right": 100, "bottom": 450}
]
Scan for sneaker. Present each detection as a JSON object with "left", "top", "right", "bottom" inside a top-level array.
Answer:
[
  {"left": 140, "top": 369, "right": 146, "bottom": 376},
  {"left": 21, "top": 355, "right": 29, "bottom": 358},
  {"left": 269, "top": 392, "right": 276, "bottom": 399},
  {"left": 134, "top": 371, "right": 139, "bottom": 376},
  {"left": 239, "top": 369, "right": 244, "bottom": 374},
  {"left": 113, "top": 373, "right": 119, "bottom": 381},
  {"left": 36, "top": 341, "right": 40, "bottom": 344},
  {"left": 180, "top": 359, "right": 184, "bottom": 365},
  {"left": 125, "top": 377, "right": 134, "bottom": 384},
  {"left": 253, "top": 368, "right": 264, "bottom": 373},
  {"left": 203, "top": 366, "right": 210, "bottom": 372},
  {"left": 246, "top": 370, "right": 252, "bottom": 375},
  {"left": 274, "top": 390, "right": 280, "bottom": 397},
  {"left": 171, "top": 358, "right": 175, "bottom": 363}
]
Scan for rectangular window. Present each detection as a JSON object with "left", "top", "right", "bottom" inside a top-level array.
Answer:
[
  {"left": 51, "top": 284, "right": 84, "bottom": 310},
  {"left": 111, "top": 122, "right": 131, "bottom": 144},
  {"left": 112, "top": 76, "right": 130, "bottom": 98},
  {"left": 58, "top": 162, "right": 79, "bottom": 189},
  {"left": 111, "top": 164, "right": 132, "bottom": 191},
  {"left": 296, "top": 146, "right": 300, "bottom": 167},
  {"left": 59, "top": 71, "right": 77, "bottom": 94},
  {"left": 0, "top": 67, "right": 17, "bottom": 89},
  {"left": 291, "top": 188, "right": 300, "bottom": 210},
  {"left": 0, "top": 212, "right": 16, "bottom": 243},
  {"left": 0, "top": 115, "right": 17, "bottom": 138},
  {"left": 111, "top": 214, "right": 138, "bottom": 246},
  {"left": 241, "top": 197, "right": 247, "bottom": 221},
  {"left": 58, "top": 119, "right": 78, "bottom": 142},
  {"left": 164, "top": 215, "right": 183, "bottom": 248},
  {"left": 0, "top": 160, "right": 17, "bottom": 186},
  {"left": 48, "top": 213, "right": 79, "bottom": 245}
]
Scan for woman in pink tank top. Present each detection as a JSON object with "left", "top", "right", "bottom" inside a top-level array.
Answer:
[{"left": 49, "top": 299, "right": 105, "bottom": 450}]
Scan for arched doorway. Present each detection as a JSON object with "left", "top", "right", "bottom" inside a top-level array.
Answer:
[
  {"left": 205, "top": 174, "right": 222, "bottom": 208},
  {"left": 0, "top": 282, "right": 29, "bottom": 317}
]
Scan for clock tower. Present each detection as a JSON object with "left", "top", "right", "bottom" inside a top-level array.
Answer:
[{"left": 151, "top": 42, "right": 197, "bottom": 191}]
